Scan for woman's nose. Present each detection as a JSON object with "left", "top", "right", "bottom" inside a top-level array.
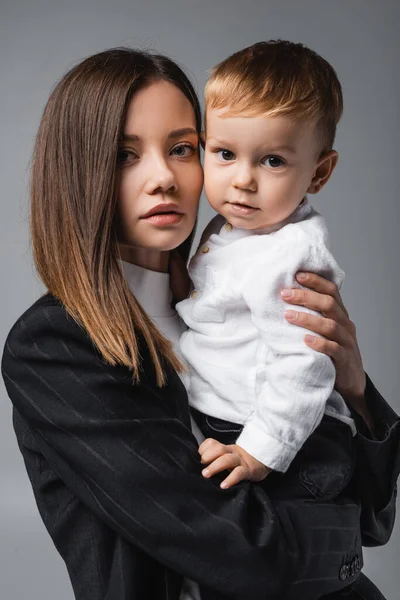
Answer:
[{"left": 144, "top": 158, "right": 177, "bottom": 195}]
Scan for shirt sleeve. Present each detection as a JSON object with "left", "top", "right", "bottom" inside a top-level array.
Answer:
[{"left": 237, "top": 227, "right": 346, "bottom": 472}]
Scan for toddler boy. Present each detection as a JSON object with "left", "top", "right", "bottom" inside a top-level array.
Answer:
[{"left": 176, "top": 40, "right": 355, "bottom": 488}]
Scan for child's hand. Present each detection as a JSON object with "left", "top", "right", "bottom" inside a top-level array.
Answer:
[{"left": 198, "top": 438, "right": 271, "bottom": 489}]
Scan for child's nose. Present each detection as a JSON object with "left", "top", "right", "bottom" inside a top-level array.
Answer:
[{"left": 232, "top": 166, "right": 257, "bottom": 191}]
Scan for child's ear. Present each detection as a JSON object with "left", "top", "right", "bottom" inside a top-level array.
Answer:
[
  {"left": 307, "top": 150, "right": 339, "bottom": 194},
  {"left": 200, "top": 131, "right": 205, "bottom": 150}
]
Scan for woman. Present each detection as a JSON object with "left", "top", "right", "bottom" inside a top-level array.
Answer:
[{"left": 1, "top": 48, "right": 398, "bottom": 600}]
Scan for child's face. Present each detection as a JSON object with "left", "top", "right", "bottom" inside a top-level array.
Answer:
[{"left": 204, "top": 109, "right": 330, "bottom": 229}]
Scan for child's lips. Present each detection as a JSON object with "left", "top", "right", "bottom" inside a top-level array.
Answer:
[{"left": 228, "top": 202, "right": 259, "bottom": 215}]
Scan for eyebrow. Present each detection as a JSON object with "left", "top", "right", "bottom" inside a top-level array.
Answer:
[
  {"left": 120, "top": 127, "right": 198, "bottom": 142},
  {"left": 206, "top": 138, "right": 297, "bottom": 154},
  {"left": 270, "top": 146, "right": 297, "bottom": 154}
]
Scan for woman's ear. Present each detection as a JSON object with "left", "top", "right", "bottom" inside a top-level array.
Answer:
[
  {"left": 307, "top": 150, "right": 339, "bottom": 194},
  {"left": 200, "top": 131, "right": 205, "bottom": 150}
]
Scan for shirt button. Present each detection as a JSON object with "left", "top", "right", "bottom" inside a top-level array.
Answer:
[
  {"left": 224, "top": 222, "right": 233, "bottom": 232},
  {"left": 190, "top": 290, "right": 198, "bottom": 299},
  {"left": 201, "top": 245, "right": 210, "bottom": 254}
]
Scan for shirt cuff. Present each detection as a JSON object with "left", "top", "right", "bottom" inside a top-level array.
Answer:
[{"left": 236, "top": 423, "right": 298, "bottom": 472}]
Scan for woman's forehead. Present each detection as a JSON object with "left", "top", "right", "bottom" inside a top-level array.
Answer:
[{"left": 124, "top": 80, "right": 197, "bottom": 137}]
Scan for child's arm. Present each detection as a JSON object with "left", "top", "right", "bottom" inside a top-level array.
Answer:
[{"left": 234, "top": 227, "right": 347, "bottom": 474}]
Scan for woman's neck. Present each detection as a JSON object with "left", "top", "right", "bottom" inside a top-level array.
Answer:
[{"left": 118, "top": 245, "right": 170, "bottom": 273}]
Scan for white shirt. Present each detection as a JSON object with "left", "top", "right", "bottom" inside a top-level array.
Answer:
[
  {"left": 120, "top": 260, "right": 202, "bottom": 600},
  {"left": 176, "top": 200, "right": 355, "bottom": 473}
]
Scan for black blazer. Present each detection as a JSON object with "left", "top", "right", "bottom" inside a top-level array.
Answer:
[{"left": 2, "top": 294, "right": 399, "bottom": 600}]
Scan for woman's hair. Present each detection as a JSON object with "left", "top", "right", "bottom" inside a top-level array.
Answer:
[{"left": 31, "top": 48, "right": 201, "bottom": 385}]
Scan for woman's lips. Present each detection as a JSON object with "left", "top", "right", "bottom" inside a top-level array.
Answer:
[
  {"left": 141, "top": 203, "right": 184, "bottom": 225},
  {"left": 143, "top": 213, "right": 184, "bottom": 225}
]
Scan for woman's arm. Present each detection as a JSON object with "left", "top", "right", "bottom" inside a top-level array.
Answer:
[
  {"left": 284, "top": 271, "right": 400, "bottom": 545},
  {"left": 352, "top": 374, "right": 400, "bottom": 546},
  {"left": 2, "top": 295, "right": 362, "bottom": 599}
]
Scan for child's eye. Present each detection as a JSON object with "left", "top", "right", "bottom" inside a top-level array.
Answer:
[
  {"left": 262, "top": 155, "right": 285, "bottom": 168},
  {"left": 117, "top": 149, "right": 138, "bottom": 165},
  {"left": 171, "top": 143, "right": 196, "bottom": 157},
  {"left": 217, "top": 149, "right": 235, "bottom": 161}
]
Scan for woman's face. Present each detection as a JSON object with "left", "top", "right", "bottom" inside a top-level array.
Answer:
[{"left": 116, "top": 80, "right": 203, "bottom": 269}]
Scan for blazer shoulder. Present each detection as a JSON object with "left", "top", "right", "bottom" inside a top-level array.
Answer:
[{"left": 2, "top": 292, "right": 85, "bottom": 360}]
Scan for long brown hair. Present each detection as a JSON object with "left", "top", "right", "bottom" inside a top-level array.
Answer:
[{"left": 30, "top": 48, "right": 202, "bottom": 385}]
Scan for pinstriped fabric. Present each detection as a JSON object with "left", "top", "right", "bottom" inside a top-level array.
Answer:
[{"left": 1, "top": 293, "right": 397, "bottom": 600}]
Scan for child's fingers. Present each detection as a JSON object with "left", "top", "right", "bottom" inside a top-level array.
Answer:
[
  {"left": 220, "top": 466, "right": 249, "bottom": 489},
  {"left": 199, "top": 439, "right": 231, "bottom": 465},
  {"left": 202, "top": 453, "right": 242, "bottom": 478},
  {"left": 198, "top": 438, "right": 219, "bottom": 454},
  {"left": 198, "top": 437, "right": 225, "bottom": 454}
]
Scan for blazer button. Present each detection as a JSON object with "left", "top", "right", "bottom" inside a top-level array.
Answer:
[
  {"left": 339, "top": 565, "right": 349, "bottom": 580},
  {"left": 353, "top": 555, "right": 360, "bottom": 574},
  {"left": 201, "top": 245, "right": 210, "bottom": 254},
  {"left": 224, "top": 222, "right": 233, "bottom": 232},
  {"left": 190, "top": 290, "right": 198, "bottom": 299}
]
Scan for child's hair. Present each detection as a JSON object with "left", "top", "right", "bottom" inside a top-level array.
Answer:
[
  {"left": 205, "top": 40, "right": 343, "bottom": 155},
  {"left": 31, "top": 48, "right": 201, "bottom": 385}
]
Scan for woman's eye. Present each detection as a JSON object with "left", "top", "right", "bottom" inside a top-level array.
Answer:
[
  {"left": 171, "top": 143, "right": 196, "bottom": 157},
  {"left": 217, "top": 149, "right": 235, "bottom": 161},
  {"left": 263, "top": 155, "right": 285, "bottom": 168},
  {"left": 117, "top": 149, "right": 137, "bottom": 164}
]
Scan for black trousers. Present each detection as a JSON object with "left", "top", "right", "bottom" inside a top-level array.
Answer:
[{"left": 191, "top": 408, "right": 387, "bottom": 600}]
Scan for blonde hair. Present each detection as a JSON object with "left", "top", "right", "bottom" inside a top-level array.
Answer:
[
  {"left": 205, "top": 40, "right": 343, "bottom": 154},
  {"left": 31, "top": 48, "right": 201, "bottom": 386}
]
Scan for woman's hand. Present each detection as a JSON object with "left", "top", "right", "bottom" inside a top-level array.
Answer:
[{"left": 281, "top": 272, "right": 373, "bottom": 429}]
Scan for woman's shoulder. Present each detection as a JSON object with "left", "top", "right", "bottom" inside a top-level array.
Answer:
[
  {"left": 2, "top": 293, "right": 87, "bottom": 362},
  {"left": 6, "top": 292, "right": 72, "bottom": 332}
]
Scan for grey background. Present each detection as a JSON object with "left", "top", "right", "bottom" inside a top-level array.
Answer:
[{"left": 0, "top": 0, "right": 398, "bottom": 598}]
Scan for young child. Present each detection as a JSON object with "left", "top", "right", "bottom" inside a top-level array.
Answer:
[{"left": 176, "top": 40, "right": 356, "bottom": 488}]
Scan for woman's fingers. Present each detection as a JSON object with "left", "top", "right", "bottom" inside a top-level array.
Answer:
[
  {"left": 281, "top": 287, "right": 346, "bottom": 323},
  {"left": 280, "top": 273, "right": 367, "bottom": 402},
  {"left": 295, "top": 272, "right": 349, "bottom": 317},
  {"left": 303, "top": 335, "right": 342, "bottom": 360},
  {"left": 284, "top": 309, "right": 351, "bottom": 345}
]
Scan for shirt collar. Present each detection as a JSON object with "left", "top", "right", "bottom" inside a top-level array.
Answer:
[{"left": 119, "top": 260, "right": 174, "bottom": 318}]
